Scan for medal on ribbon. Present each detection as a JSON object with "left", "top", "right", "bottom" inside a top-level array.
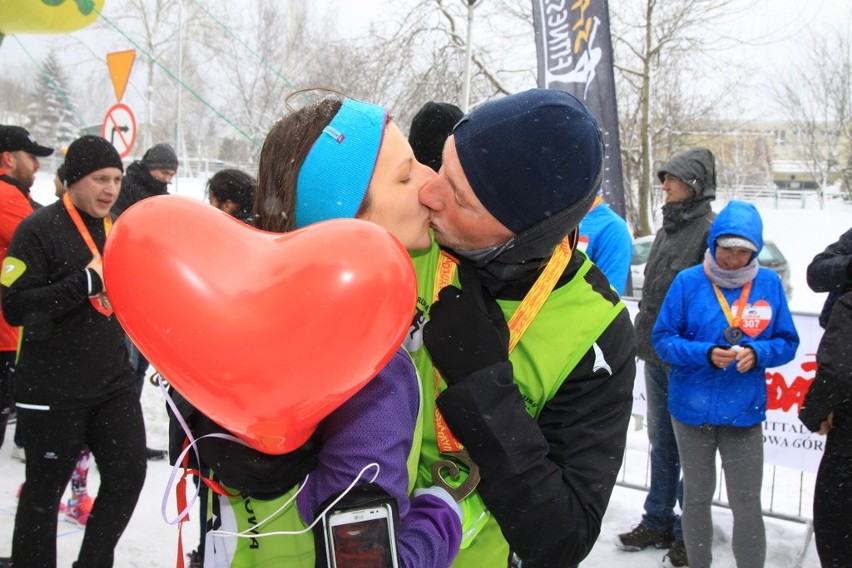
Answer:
[
  {"left": 429, "top": 234, "right": 575, "bottom": 501},
  {"left": 62, "top": 193, "right": 114, "bottom": 317},
  {"left": 723, "top": 326, "right": 744, "bottom": 344},
  {"left": 704, "top": 262, "right": 752, "bottom": 346}
]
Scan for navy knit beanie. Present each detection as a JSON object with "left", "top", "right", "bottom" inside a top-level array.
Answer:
[
  {"left": 453, "top": 89, "right": 603, "bottom": 234},
  {"left": 142, "top": 143, "right": 179, "bottom": 171},
  {"left": 63, "top": 136, "right": 124, "bottom": 187}
]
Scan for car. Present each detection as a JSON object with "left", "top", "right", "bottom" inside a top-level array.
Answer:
[
  {"left": 758, "top": 240, "right": 793, "bottom": 302},
  {"left": 628, "top": 235, "right": 654, "bottom": 298},
  {"left": 629, "top": 236, "right": 792, "bottom": 301}
]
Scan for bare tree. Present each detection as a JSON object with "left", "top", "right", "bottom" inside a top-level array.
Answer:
[
  {"left": 106, "top": 0, "right": 212, "bottom": 155},
  {"left": 0, "top": 75, "right": 30, "bottom": 123},
  {"left": 712, "top": 130, "right": 772, "bottom": 195},
  {"left": 773, "top": 27, "right": 851, "bottom": 207},
  {"left": 611, "top": 0, "right": 745, "bottom": 235},
  {"left": 193, "top": 1, "right": 314, "bottom": 142},
  {"left": 344, "top": 0, "right": 536, "bottom": 130}
]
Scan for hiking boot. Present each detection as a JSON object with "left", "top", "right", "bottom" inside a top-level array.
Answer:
[
  {"left": 662, "top": 540, "right": 689, "bottom": 567},
  {"left": 615, "top": 523, "right": 675, "bottom": 551},
  {"left": 187, "top": 549, "right": 203, "bottom": 567},
  {"left": 10, "top": 445, "right": 25, "bottom": 463},
  {"left": 65, "top": 494, "right": 94, "bottom": 526},
  {"left": 146, "top": 447, "right": 167, "bottom": 461}
]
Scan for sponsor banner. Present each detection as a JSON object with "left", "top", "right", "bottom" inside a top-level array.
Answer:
[
  {"left": 531, "top": 0, "right": 626, "bottom": 218},
  {"left": 625, "top": 299, "right": 824, "bottom": 473}
]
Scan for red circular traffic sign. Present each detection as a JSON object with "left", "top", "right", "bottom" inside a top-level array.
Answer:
[{"left": 100, "top": 102, "right": 137, "bottom": 158}]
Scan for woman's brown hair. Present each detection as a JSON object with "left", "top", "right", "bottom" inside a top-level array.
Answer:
[{"left": 253, "top": 95, "right": 344, "bottom": 233}]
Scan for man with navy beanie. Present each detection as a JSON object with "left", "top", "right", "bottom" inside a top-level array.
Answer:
[{"left": 406, "top": 89, "right": 636, "bottom": 567}]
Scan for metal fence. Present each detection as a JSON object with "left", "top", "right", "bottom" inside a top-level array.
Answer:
[{"left": 717, "top": 185, "right": 849, "bottom": 208}]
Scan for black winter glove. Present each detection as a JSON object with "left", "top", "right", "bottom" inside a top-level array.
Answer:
[
  {"left": 423, "top": 259, "right": 509, "bottom": 384},
  {"left": 166, "top": 388, "right": 319, "bottom": 499}
]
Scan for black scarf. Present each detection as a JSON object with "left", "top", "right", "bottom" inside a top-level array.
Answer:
[
  {"left": 126, "top": 161, "right": 169, "bottom": 197},
  {"left": 458, "top": 191, "right": 596, "bottom": 300}
]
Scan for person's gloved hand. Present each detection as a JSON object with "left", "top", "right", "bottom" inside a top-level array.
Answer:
[{"left": 423, "top": 260, "right": 509, "bottom": 384}]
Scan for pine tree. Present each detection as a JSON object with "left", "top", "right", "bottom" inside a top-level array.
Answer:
[{"left": 27, "top": 52, "right": 81, "bottom": 149}]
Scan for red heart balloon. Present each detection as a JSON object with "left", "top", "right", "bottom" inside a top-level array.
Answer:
[{"left": 104, "top": 195, "right": 415, "bottom": 454}]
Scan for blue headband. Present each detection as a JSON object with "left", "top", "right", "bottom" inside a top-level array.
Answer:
[{"left": 295, "top": 98, "right": 387, "bottom": 228}]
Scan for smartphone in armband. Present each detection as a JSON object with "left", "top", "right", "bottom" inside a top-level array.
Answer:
[{"left": 324, "top": 502, "right": 400, "bottom": 568}]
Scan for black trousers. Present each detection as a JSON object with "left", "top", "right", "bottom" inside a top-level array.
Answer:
[
  {"left": 813, "top": 449, "right": 852, "bottom": 567},
  {"left": 12, "top": 388, "right": 147, "bottom": 568},
  {"left": 0, "top": 351, "right": 14, "bottom": 449}
]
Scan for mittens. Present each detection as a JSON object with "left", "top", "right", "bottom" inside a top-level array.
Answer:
[{"left": 423, "top": 260, "right": 509, "bottom": 384}]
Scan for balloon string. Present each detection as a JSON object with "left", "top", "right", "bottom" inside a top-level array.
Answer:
[
  {"left": 158, "top": 378, "right": 246, "bottom": 525},
  {"left": 207, "top": 462, "right": 381, "bottom": 540},
  {"left": 156, "top": 376, "right": 382, "bottom": 539}
]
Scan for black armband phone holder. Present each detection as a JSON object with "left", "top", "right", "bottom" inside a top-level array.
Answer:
[{"left": 313, "top": 482, "right": 401, "bottom": 568}]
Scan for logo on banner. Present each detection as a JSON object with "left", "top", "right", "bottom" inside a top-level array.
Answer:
[{"left": 534, "top": 0, "right": 603, "bottom": 97}]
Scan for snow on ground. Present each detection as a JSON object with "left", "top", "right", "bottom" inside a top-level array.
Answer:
[
  {"left": 0, "top": 391, "right": 825, "bottom": 567},
  {"left": 0, "top": 172, "right": 846, "bottom": 566}
]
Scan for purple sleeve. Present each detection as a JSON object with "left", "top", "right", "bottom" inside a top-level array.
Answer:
[
  {"left": 297, "top": 348, "right": 460, "bottom": 567},
  {"left": 400, "top": 494, "right": 462, "bottom": 566}
]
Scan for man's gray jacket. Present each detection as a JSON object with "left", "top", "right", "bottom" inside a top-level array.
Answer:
[{"left": 634, "top": 148, "right": 717, "bottom": 365}]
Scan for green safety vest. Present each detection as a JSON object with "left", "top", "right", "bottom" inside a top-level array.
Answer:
[
  {"left": 408, "top": 242, "right": 625, "bottom": 567},
  {"left": 205, "top": 353, "right": 423, "bottom": 567}
]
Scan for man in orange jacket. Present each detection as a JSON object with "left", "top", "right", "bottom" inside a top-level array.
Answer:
[{"left": 0, "top": 125, "right": 53, "bottom": 449}]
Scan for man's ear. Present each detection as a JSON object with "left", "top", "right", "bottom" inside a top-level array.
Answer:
[
  {"left": 0, "top": 151, "right": 14, "bottom": 169},
  {"left": 223, "top": 199, "right": 238, "bottom": 214}
]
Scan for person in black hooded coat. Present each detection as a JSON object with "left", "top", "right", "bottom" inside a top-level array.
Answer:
[
  {"left": 807, "top": 227, "right": 852, "bottom": 328},
  {"left": 799, "top": 290, "right": 852, "bottom": 567}
]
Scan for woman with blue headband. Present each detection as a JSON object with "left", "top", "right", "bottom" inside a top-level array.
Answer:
[{"left": 169, "top": 94, "right": 461, "bottom": 567}]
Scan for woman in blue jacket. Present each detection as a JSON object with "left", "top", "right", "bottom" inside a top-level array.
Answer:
[{"left": 652, "top": 200, "right": 798, "bottom": 568}]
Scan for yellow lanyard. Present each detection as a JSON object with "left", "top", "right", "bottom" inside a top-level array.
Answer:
[
  {"left": 62, "top": 193, "right": 113, "bottom": 317},
  {"left": 431, "top": 235, "right": 574, "bottom": 453},
  {"left": 588, "top": 194, "right": 603, "bottom": 211},
  {"left": 703, "top": 262, "right": 752, "bottom": 339}
]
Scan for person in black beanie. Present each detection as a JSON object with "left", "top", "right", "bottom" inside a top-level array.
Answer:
[
  {"left": 2, "top": 135, "right": 147, "bottom": 567},
  {"left": 407, "top": 89, "right": 636, "bottom": 567},
  {"left": 408, "top": 101, "right": 463, "bottom": 172},
  {"left": 110, "top": 142, "right": 177, "bottom": 217},
  {"left": 110, "top": 142, "right": 177, "bottom": 460}
]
